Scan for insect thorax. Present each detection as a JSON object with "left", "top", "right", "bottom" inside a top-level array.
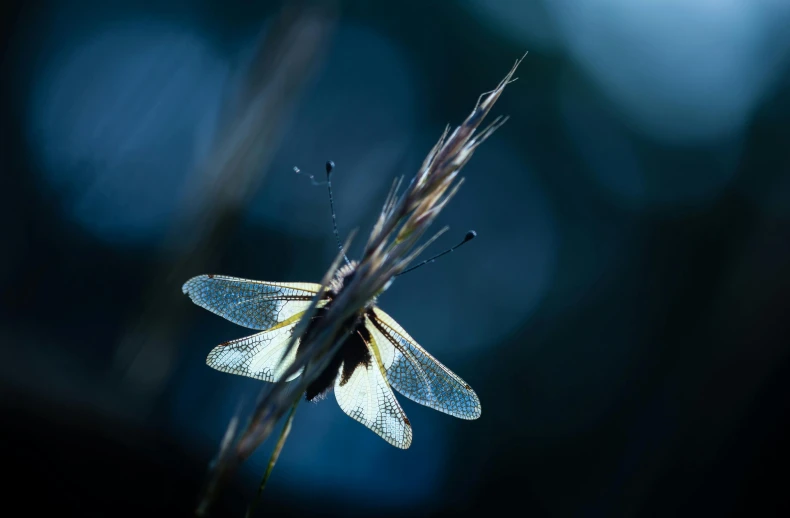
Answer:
[
  {"left": 328, "top": 260, "right": 356, "bottom": 295},
  {"left": 300, "top": 260, "right": 376, "bottom": 401}
]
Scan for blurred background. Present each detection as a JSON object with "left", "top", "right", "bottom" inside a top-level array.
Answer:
[{"left": 2, "top": 0, "right": 790, "bottom": 516}]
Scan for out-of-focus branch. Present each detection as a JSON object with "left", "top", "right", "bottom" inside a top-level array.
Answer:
[
  {"left": 112, "top": 5, "right": 337, "bottom": 400},
  {"left": 196, "top": 54, "right": 526, "bottom": 514}
]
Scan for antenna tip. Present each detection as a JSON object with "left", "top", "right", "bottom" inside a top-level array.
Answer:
[
  {"left": 325, "top": 160, "right": 335, "bottom": 176},
  {"left": 464, "top": 230, "right": 477, "bottom": 242}
]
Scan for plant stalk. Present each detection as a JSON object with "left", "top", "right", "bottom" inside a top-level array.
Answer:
[{"left": 245, "top": 397, "right": 300, "bottom": 518}]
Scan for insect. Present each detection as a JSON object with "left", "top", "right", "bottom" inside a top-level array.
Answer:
[{"left": 182, "top": 161, "right": 481, "bottom": 449}]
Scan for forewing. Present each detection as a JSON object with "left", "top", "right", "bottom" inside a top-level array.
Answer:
[
  {"left": 182, "top": 275, "right": 322, "bottom": 330},
  {"left": 368, "top": 307, "right": 481, "bottom": 420},
  {"left": 206, "top": 322, "right": 303, "bottom": 382},
  {"left": 334, "top": 354, "right": 413, "bottom": 449}
]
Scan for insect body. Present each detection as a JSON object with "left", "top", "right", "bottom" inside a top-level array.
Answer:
[
  {"left": 182, "top": 262, "right": 480, "bottom": 449},
  {"left": 182, "top": 162, "right": 481, "bottom": 448}
]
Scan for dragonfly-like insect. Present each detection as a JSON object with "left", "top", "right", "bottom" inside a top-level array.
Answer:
[{"left": 182, "top": 161, "right": 481, "bottom": 449}]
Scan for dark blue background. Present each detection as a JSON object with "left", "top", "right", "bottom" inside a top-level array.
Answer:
[{"left": 2, "top": 1, "right": 789, "bottom": 516}]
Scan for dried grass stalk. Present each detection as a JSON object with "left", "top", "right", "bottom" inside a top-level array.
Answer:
[{"left": 196, "top": 54, "right": 525, "bottom": 515}]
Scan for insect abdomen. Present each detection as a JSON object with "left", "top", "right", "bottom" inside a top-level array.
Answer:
[{"left": 299, "top": 308, "right": 372, "bottom": 401}]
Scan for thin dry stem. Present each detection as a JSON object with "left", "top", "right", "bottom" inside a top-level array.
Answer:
[
  {"left": 196, "top": 54, "right": 525, "bottom": 514},
  {"left": 245, "top": 397, "right": 299, "bottom": 518}
]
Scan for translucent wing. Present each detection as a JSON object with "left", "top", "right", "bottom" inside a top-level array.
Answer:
[
  {"left": 334, "top": 353, "right": 413, "bottom": 449},
  {"left": 182, "top": 275, "right": 322, "bottom": 330},
  {"left": 206, "top": 322, "right": 303, "bottom": 382},
  {"left": 367, "top": 307, "right": 481, "bottom": 420}
]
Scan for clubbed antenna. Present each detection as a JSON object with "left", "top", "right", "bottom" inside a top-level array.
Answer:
[
  {"left": 294, "top": 160, "right": 351, "bottom": 265},
  {"left": 397, "top": 230, "right": 477, "bottom": 276},
  {"left": 324, "top": 160, "right": 351, "bottom": 265}
]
